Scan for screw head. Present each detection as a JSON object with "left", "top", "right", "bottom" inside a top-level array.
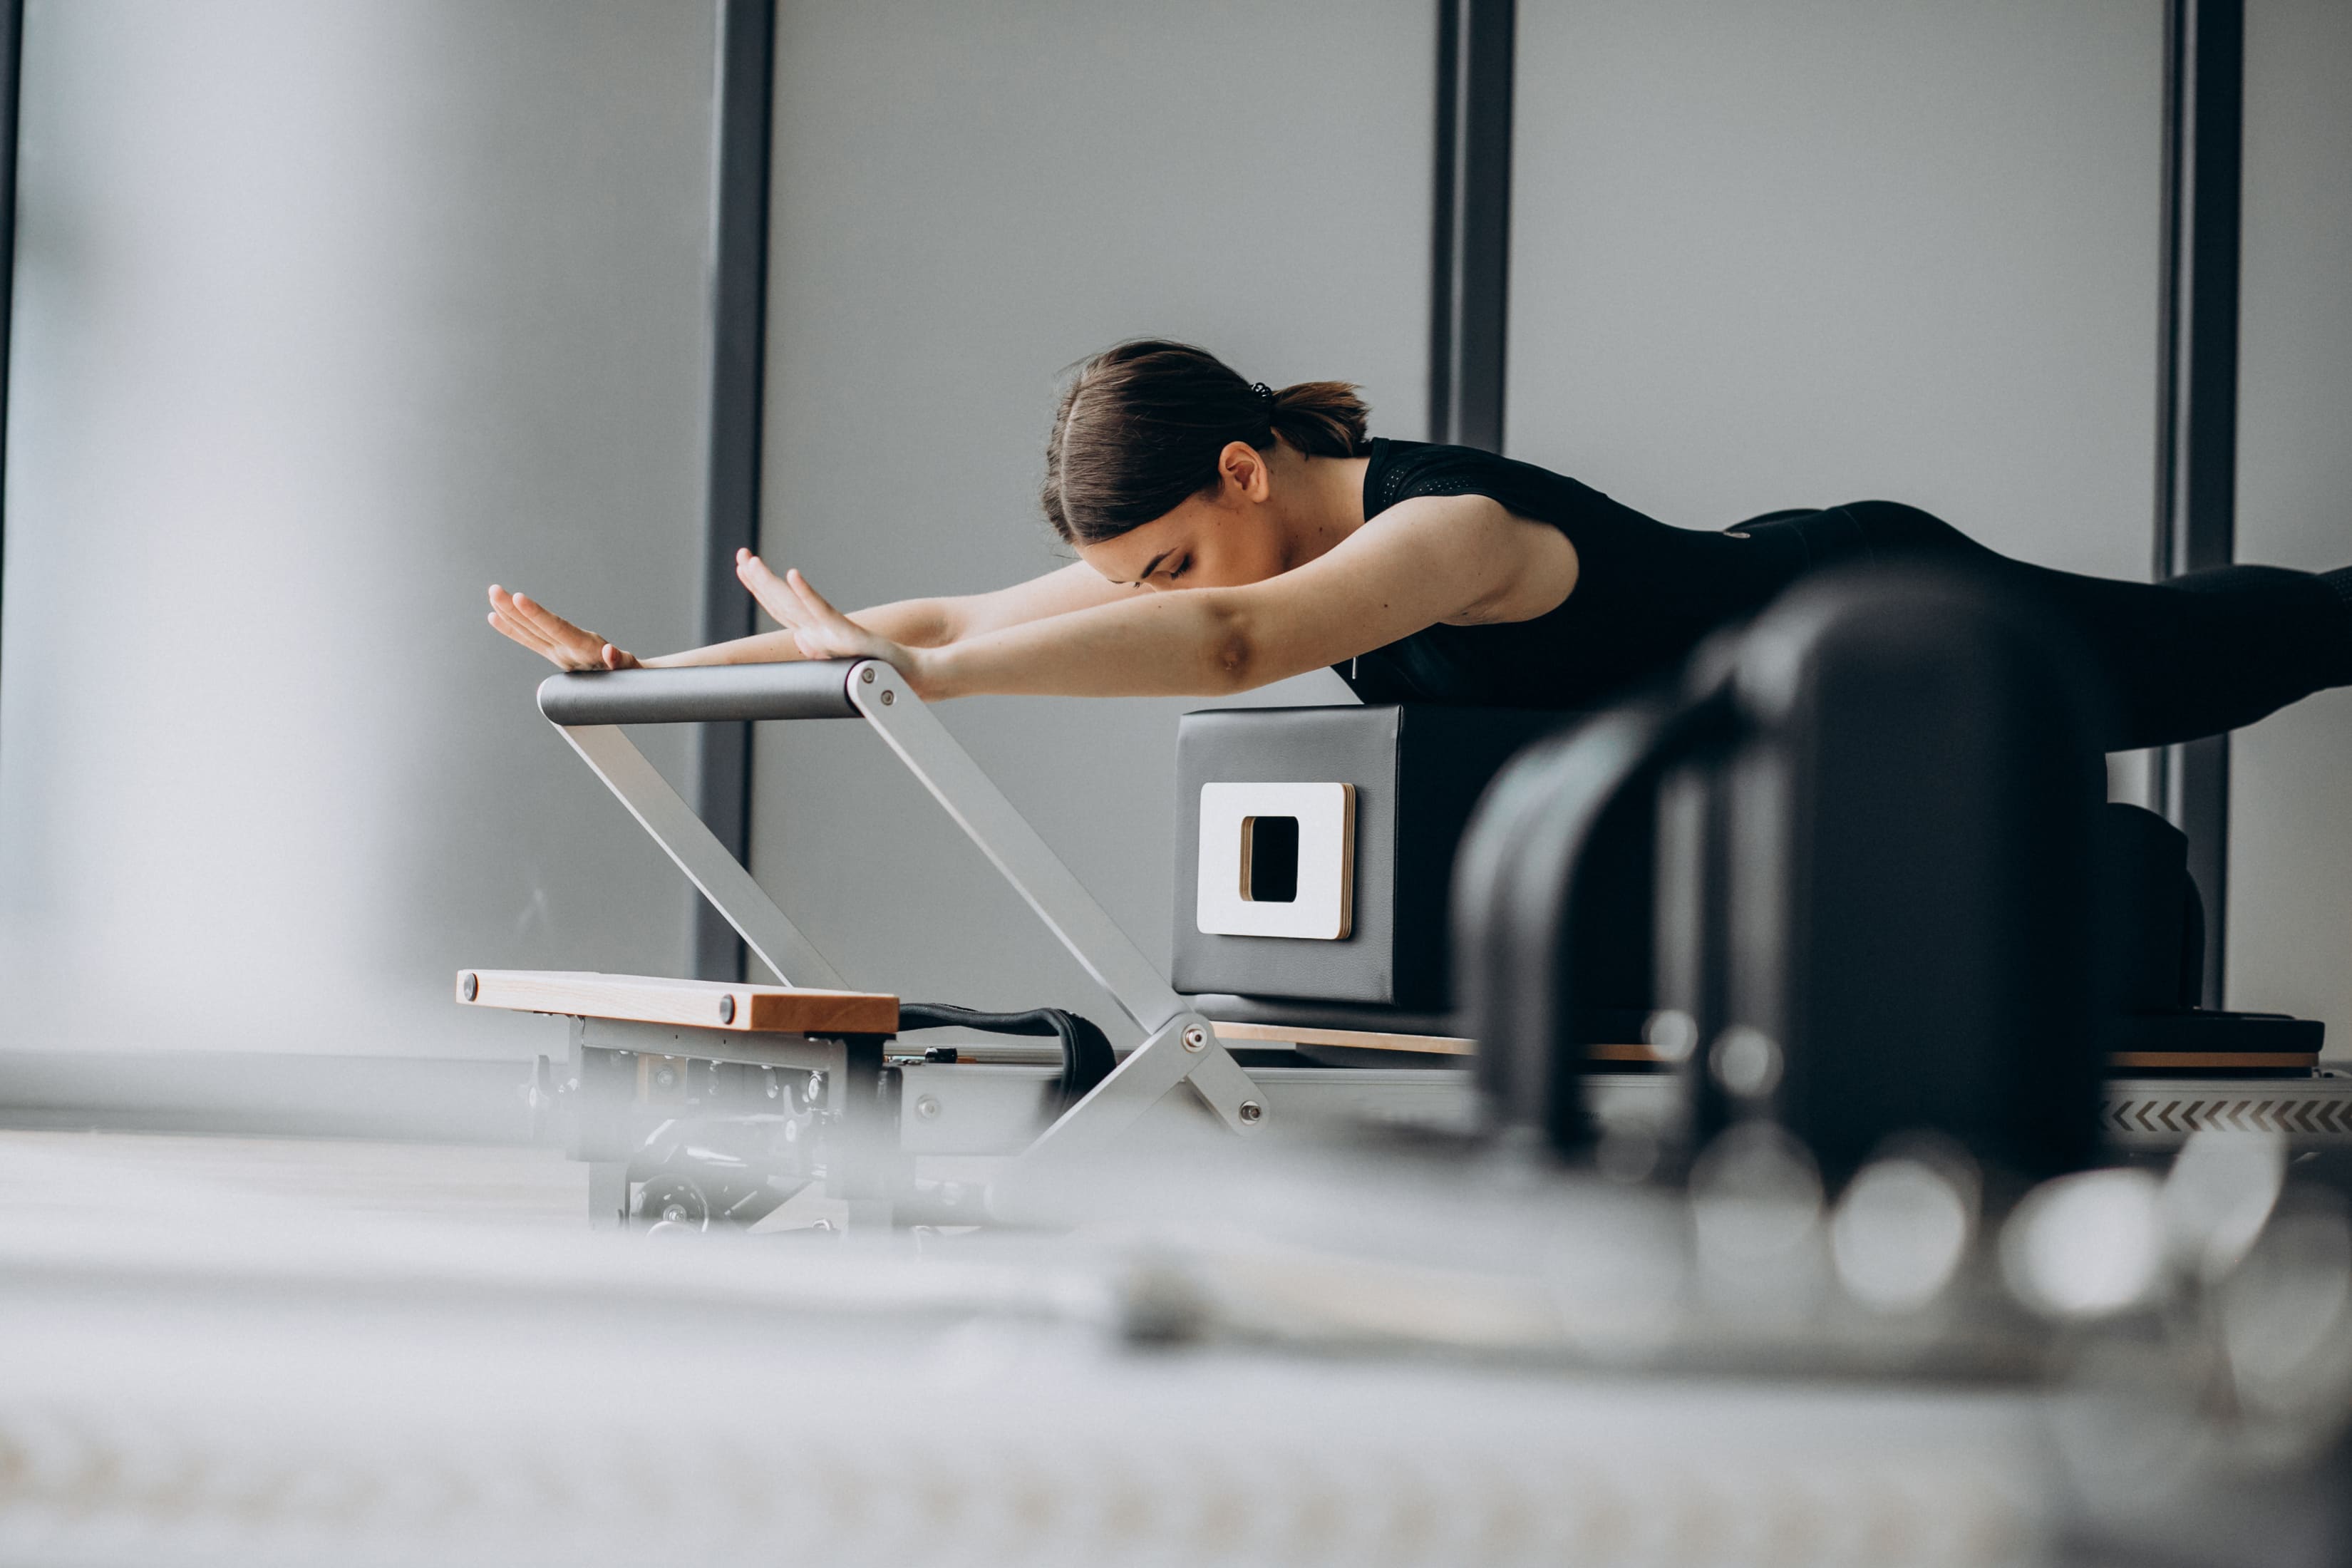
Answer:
[
  {"left": 1711, "top": 1025, "right": 1783, "bottom": 1098},
  {"left": 718, "top": 994, "right": 736, "bottom": 1025},
  {"left": 879, "top": 688, "right": 895, "bottom": 706},
  {"left": 1182, "top": 1026, "right": 1206, "bottom": 1052},
  {"left": 1238, "top": 1100, "right": 1264, "bottom": 1125},
  {"left": 860, "top": 666, "right": 876, "bottom": 683},
  {"left": 461, "top": 971, "right": 479, "bottom": 1001},
  {"left": 915, "top": 1095, "right": 942, "bottom": 1121}
]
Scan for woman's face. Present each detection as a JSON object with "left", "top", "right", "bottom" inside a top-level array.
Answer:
[{"left": 1073, "top": 442, "right": 1289, "bottom": 592}]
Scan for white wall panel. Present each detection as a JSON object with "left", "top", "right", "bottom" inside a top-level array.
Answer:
[{"left": 751, "top": 0, "right": 1430, "bottom": 1035}]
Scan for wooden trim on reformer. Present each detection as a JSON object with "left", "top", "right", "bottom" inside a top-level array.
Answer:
[
  {"left": 2107, "top": 1050, "right": 2316, "bottom": 1071},
  {"left": 455, "top": 969, "right": 896, "bottom": 1035},
  {"left": 1208, "top": 1019, "right": 2321, "bottom": 1077},
  {"left": 1207, "top": 1018, "right": 1477, "bottom": 1056}
]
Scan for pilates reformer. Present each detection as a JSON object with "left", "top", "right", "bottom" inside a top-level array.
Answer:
[
  {"left": 458, "top": 657, "right": 1500, "bottom": 1230},
  {"left": 459, "top": 633, "right": 2352, "bottom": 1232}
]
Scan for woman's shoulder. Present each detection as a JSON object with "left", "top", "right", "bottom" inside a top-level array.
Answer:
[{"left": 1362, "top": 437, "right": 1606, "bottom": 524}]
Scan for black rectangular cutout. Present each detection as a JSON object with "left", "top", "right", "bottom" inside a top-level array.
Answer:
[{"left": 1242, "top": 815, "right": 1300, "bottom": 903}]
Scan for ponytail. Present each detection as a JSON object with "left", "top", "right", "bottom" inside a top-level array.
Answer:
[{"left": 1042, "top": 340, "right": 1370, "bottom": 546}]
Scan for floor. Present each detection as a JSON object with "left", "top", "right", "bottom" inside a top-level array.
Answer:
[{"left": 0, "top": 1127, "right": 589, "bottom": 1232}]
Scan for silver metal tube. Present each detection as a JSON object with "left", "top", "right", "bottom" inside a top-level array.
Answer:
[{"left": 537, "top": 660, "right": 862, "bottom": 726}]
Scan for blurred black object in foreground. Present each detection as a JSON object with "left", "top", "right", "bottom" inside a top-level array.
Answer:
[{"left": 1463, "top": 565, "right": 2110, "bottom": 1187}]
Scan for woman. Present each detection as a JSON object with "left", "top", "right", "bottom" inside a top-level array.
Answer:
[{"left": 489, "top": 339, "right": 2352, "bottom": 750}]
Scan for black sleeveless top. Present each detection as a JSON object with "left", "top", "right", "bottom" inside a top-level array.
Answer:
[{"left": 1335, "top": 439, "right": 1812, "bottom": 710}]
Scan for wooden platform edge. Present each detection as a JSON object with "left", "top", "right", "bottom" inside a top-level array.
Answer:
[
  {"left": 1207, "top": 1019, "right": 2323, "bottom": 1076},
  {"left": 455, "top": 969, "right": 898, "bottom": 1036}
]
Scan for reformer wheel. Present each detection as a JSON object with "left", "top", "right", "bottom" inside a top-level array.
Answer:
[{"left": 636, "top": 1172, "right": 711, "bottom": 1231}]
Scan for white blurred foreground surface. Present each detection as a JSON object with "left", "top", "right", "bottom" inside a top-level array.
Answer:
[{"left": 0, "top": 1132, "right": 2051, "bottom": 1568}]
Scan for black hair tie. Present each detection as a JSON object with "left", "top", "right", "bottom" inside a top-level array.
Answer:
[{"left": 1250, "top": 381, "right": 1275, "bottom": 405}]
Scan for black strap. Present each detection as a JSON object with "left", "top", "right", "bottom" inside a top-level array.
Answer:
[{"left": 897, "top": 1003, "right": 1117, "bottom": 1111}]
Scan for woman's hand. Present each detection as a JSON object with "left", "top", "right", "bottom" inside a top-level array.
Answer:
[
  {"left": 733, "top": 550, "right": 937, "bottom": 696},
  {"left": 486, "top": 585, "right": 642, "bottom": 671}
]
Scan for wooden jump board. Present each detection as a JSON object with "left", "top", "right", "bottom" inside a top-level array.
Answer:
[
  {"left": 1207, "top": 1019, "right": 1649, "bottom": 1064},
  {"left": 456, "top": 970, "right": 897, "bottom": 1035},
  {"left": 1205, "top": 1019, "right": 2319, "bottom": 1073}
]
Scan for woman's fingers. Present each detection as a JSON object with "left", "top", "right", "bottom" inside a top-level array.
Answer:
[
  {"left": 487, "top": 587, "right": 559, "bottom": 655},
  {"left": 762, "top": 567, "right": 904, "bottom": 667},
  {"left": 486, "top": 584, "right": 626, "bottom": 671},
  {"left": 488, "top": 588, "right": 580, "bottom": 661},
  {"left": 489, "top": 611, "right": 556, "bottom": 658},
  {"left": 734, "top": 550, "right": 805, "bottom": 629},
  {"left": 783, "top": 567, "right": 856, "bottom": 630},
  {"left": 509, "top": 592, "right": 603, "bottom": 659},
  {"left": 779, "top": 569, "right": 869, "bottom": 661}
]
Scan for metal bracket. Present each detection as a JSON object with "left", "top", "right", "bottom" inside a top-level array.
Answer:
[
  {"left": 541, "top": 659, "right": 1268, "bottom": 1173},
  {"left": 1021, "top": 1011, "right": 1265, "bottom": 1167},
  {"left": 845, "top": 661, "right": 1182, "bottom": 1033},
  {"left": 556, "top": 723, "right": 847, "bottom": 989}
]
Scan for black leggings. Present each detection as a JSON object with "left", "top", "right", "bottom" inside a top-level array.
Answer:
[{"left": 1740, "top": 502, "right": 2352, "bottom": 751}]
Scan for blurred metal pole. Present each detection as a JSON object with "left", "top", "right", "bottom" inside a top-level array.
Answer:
[
  {"left": 1427, "top": 0, "right": 1513, "bottom": 453},
  {"left": 2151, "top": 0, "right": 2243, "bottom": 1009},
  {"left": 0, "top": 0, "right": 23, "bottom": 698},
  {"left": 693, "top": 0, "right": 777, "bottom": 982}
]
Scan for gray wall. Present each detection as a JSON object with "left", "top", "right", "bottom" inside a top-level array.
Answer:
[
  {"left": 749, "top": 0, "right": 1430, "bottom": 1039},
  {"left": 1507, "top": 0, "right": 2352, "bottom": 1055},
  {"left": 0, "top": 0, "right": 717, "bottom": 1057},
  {"left": 1506, "top": 0, "right": 2164, "bottom": 575},
  {"left": 2229, "top": 0, "right": 2352, "bottom": 1052}
]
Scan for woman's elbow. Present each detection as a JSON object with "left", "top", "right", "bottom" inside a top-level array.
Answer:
[{"left": 1196, "top": 598, "right": 1265, "bottom": 694}]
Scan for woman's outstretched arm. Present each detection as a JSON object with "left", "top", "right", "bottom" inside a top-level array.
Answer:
[
  {"left": 487, "top": 560, "right": 1140, "bottom": 672},
  {"left": 745, "top": 495, "right": 1578, "bottom": 700}
]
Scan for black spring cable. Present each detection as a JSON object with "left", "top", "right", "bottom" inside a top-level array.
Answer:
[{"left": 897, "top": 1003, "right": 1118, "bottom": 1112}]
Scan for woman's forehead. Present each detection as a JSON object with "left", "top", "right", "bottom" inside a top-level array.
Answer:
[{"left": 1076, "top": 509, "right": 1200, "bottom": 581}]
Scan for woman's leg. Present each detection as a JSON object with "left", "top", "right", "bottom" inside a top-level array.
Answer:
[{"left": 1827, "top": 500, "right": 2352, "bottom": 751}]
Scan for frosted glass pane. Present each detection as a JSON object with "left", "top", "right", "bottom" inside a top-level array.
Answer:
[{"left": 0, "top": 0, "right": 716, "bottom": 1056}]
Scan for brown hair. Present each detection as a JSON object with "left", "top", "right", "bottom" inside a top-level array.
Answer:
[{"left": 1042, "top": 339, "right": 1371, "bottom": 545}]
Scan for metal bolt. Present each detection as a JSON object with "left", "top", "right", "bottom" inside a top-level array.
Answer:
[
  {"left": 461, "top": 972, "right": 479, "bottom": 1001},
  {"left": 879, "top": 689, "right": 895, "bottom": 706},
  {"left": 1644, "top": 1009, "right": 1698, "bottom": 1063},
  {"left": 653, "top": 1066, "right": 677, "bottom": 1090},
  {"left": 718, "top": 994, "right": 736, "bottom": 1026},
  {"left": 915, "top": 1095, "right": 942, "bottom": 1121},
  {"left": 860, "top": 667, "right": 876, "bottom": 684},
  {"left": 1182, "top": 1026, "right": 1206, "bottom": 1052},
  {"left": 1711, "top": 1026, "right": 1783, "bottom": 1098},
  {"left": 1238, "top": 1100, "right": 1264, "bottom": 1125}
]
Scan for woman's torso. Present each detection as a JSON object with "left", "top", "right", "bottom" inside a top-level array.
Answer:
[{"left": 1335, "top": 438, "right": 1808, "bottom": 710}]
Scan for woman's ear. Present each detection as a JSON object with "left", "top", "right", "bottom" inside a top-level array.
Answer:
[{"left": 1218, "top": 440, "right": 1272, "bottom": 502}]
